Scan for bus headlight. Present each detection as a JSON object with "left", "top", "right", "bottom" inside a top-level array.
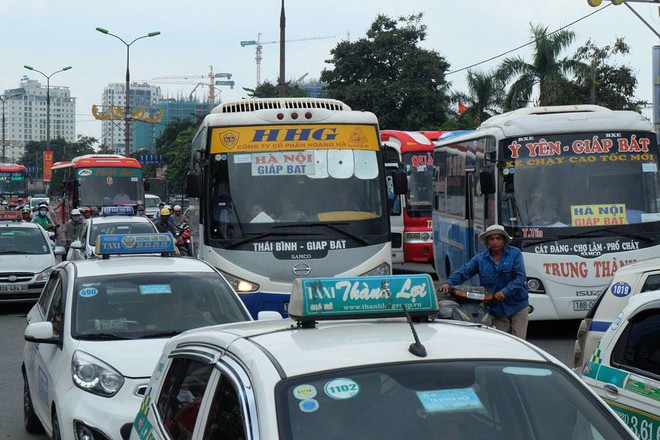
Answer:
[
  {"left": 526, "top": 278, "right": 545, "bottom": 293},
  {"left": 361, "top": 263, "right": 391, "bottom": 277},
  {"left": 404, "top": 232, "right": 432, "bottom": 241},
  {"left": 220, "top": 271, "right": 260, "bottom": 293}
]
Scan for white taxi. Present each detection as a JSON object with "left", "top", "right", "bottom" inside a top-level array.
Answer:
[
  {"left": 573, "top": 257, "right": 660, "bottom": 372},
  {"left": 0, "top": 211, "right": 66, "bottom": 302},
  {"left": 581, "top": 291, "right": 660, "bottom": 438},
  {"left": 22, "top": 233, "right": 252, "bottom": 440},
  {"left": 131, "top": 274, "right": 635, "bottom": 440},
  {"left": 67, "top": 207, "right": 157, "bottom": 260}
]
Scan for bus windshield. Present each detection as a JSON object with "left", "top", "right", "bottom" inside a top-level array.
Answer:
[
  {"left": 207, "top": 149, "right": 387, "bottom": 244},
  {"left": 0, "top": 170, "right": 28, "bottom": 199},
  {"left": 500, "top": 131, "right": 660, "bottom": 228},
  {"left": 403, "top": 151, "right": 433, "bottom": 215},
  {"left": 76, "top": 167, "right": 143, "bottom": 207}
]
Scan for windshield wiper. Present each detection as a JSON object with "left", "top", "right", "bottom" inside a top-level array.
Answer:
[
  {"left": 78, "top": 333, "right": 132, "bottom": 340},
  {"left": 272, "top": 222, "right": 370, "bottom": 245},
  {"left": 138, "top": 331, "right": 182, "bottom": 339}
]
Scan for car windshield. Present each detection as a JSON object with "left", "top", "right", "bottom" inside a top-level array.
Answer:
[
  {"left": 277, "top": 361, "right": 631, "bottom": 440},
  {"left": 89, "top": 221, "right": 157, "bottom": 246},
  {"left": 0, "top": 227, "right": 49, "bottom": 255},
  {"left": 72, "top": 272, "right": 250, "bottom": 339},
  {"left": 145, "top": 196, "right": 162, "bottom": 208}
]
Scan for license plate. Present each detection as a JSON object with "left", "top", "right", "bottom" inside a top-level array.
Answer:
[
  {"left": 573, "top": 300, "right": 594, "bottom": 311},
  {"left": 0, "top": 284, "right": 29, "bottom": 293}
]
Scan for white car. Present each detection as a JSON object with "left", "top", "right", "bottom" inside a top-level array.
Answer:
[
  {"left": 573, "top": 257, "right": 660, "bottom": 372},
  {"left": 130, "top": 274, "right": 636, "bottom": 440},
  {"left": 68, "top": 212, "right": 158, "bottom": 260},
  {"left": 581, "top": 291, "right": 660, "bottom": 437},
  {"left": 22, "top": 233, "right": 252, "bottom": 440},
  {"left": 144, "top": 194, "right": 163, "bottom": 219},
  {"left": 0, "top": 212, "right": 66, "bottom": 303}
]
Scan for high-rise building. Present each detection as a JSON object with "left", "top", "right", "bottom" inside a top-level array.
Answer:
[
  {"left": 1, "top": 76, "right": 76, "bottom": 162},
  {"left": 100, "top": 82, "right": 162, "bottom": 154}
]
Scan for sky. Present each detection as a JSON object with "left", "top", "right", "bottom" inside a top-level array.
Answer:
[{"left": 2, "top": 0, "right": 659, "bottom": 143}]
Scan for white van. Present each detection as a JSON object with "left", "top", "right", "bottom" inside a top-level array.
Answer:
[
  {"left": 573, "top": 257, "right": 660, "bottom": 372},
  {"left": 144, "top": 194, "right": 162, "bottom": 219}
]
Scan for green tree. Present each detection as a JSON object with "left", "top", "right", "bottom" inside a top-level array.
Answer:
[
  {"left": 320, "top": 13, "right": 449, "bottom": 130},
  {"left": 453, "top": 70, "right": 505, "bottom": 125},
  {"left": 243, "top": 80, "right": 308, "bottom": 98},
  {"left": 18, "top": 136, "right": 96, "bottom": 175},
  {"left": 154, "top": 118, "right": 200, "bottom": 193},
  {"left": 556, "top": 38, "right": 642, "bottom": 110},
  {"left": 497, "top": 24, "right": 576, "bottom": 109}
]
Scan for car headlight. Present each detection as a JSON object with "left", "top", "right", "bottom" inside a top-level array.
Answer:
[
  {"left": 526, "top": 278, "right": 545, "bottom": 293},
  {"left": 220, "top": 271, "right": 260, "bottom": 293},
  {"left": 361, "top": 262, "right": 391, "bottom": 276},
  {"left": 35, "top": 267, "right": 53, "bottom": 282},
  {"left": 72, "top": 350, "right": 124, "bottom": 397}
]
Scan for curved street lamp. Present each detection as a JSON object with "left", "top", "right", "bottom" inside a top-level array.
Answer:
[
  {"left": 96, "top": 27, "right": 161, "bottom": 156},
  {"left": 23, "top": 65, "right": 72, "bottom": 150}
]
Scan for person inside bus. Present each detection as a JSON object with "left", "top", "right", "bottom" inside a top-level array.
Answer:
[
  {"left": 438, "top": 224, "right": 529, "bottom": 339},
  {"left": 212, "top": 181, "right": 233, "bottom": 223},
  {"left": 278, "top": 196, "right": 307, "bottom": 222},
  {"left": 113, "top": 192, "right": 131, "bottom": 204},
  {"left": 250, "top": 203, "right": 274, "bottom": 223}
]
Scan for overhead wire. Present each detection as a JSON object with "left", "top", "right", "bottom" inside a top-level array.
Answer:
[{"left": 446, "top": 4, "right": 611, "bottom": 76}]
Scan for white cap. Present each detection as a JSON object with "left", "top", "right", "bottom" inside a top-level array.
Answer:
[
  {"left": 173, "top": 205, "right": 182, "bottom": 211},
  {"left": 71, "top": 209, "right": 81, "bottom": 215}
]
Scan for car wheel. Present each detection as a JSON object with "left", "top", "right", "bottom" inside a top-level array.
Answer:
[
  {"left": 52, "top": 409, "right": 62, "bottom": 440},
  {"left": 23, "top": 377, "right": 44, "bottom": 433}
]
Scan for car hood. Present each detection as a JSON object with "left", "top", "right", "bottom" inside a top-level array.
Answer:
[
  {"left": 76, "top": 338, "right": 169, "bottom": 377},
  {"left": 0, "top": 253, "right": 55, "bottom": 273}
]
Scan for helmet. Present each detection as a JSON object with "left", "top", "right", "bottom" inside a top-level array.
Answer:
[
  {"left": 173, "top": 205, "right": 182, "bottom": 212},
  {"left": 22, "top": 207, "right": 31, "bottom": 214},
  {"left": 71, "top": 209, "right": 81, "bottom": 216},
  {"left": 160, "top": 207, "right": 171, "bottom": 216},
  {"left": 81, "top": 206, "right": 90, "bottom": 212},
  {"left": 38, "top": 203, "right": 48, "bottom": 209}
]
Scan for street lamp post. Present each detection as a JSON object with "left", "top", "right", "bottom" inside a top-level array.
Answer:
[
  {"left": 0, "top": 94, "right": 21, "bottom": 162},
  {"left": 23, "top": 65, "right": 72, "bottom": 151},
  {"left": 96, "top": 27, "right": 161, "bottom": 156}
]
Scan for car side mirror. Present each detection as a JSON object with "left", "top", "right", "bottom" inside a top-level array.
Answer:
[
  {"left": 24, "top": 322, "right": 57, "bottom": 344},
  {"left": 392, "top": 169, "right": 408, "bottom": 195},
  {"left": 70, "top": 240, "right": 83, "bottom": 250},
  {"left": 257, "top": 311, "right": 283, "bottom": 321},
  {"left": 54, "top": 246, "right": 67, "bottom": 256}
]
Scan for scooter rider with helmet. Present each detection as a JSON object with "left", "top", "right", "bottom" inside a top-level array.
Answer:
[
  {"left": 31, "top": 203, "right": 58, "bottom": 233},
  {"left": 155, "top": 207, "right": 177, "bottom": 235},
  {"left": 21, "top": 206, "right": 32, "bottom": 222}
]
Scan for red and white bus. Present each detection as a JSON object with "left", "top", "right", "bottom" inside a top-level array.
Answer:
[
  {"left": 381, "top": 130, "right": 435, "bottom": 265},
  {"left": 48, "top": 154, "right": 145, "bottom": 223},
  {"left": 0, "top": 163, "right": 30, "bottom": 205}
]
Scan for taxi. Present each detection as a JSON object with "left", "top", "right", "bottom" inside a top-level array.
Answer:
[
  {"left": 0, "top": 211, "right": 66, "bottom": 302},
  {"left": 131, "top": 274, "right": 635, "bottom": 440},
  {"left": 67, "top": 207, "right": 157, "bottom": 260},
  {"left": 581, "top": 291, "right": 660, "bottom": 438},
  {"left": 573, "top": 257, "right": 660, "bottom": 372},
  {"left": 22, "top": 233, "right": 252, "bottom": 440}
]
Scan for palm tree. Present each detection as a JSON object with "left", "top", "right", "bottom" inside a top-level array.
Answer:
[
  {"left": 497, "top": 24, "right": 576, "bottom": 109},
  {"left": 465, "top": 69, "right": 505, "bottom": 122}
]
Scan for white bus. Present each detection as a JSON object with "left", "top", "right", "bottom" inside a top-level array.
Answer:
[
  {"left": 187, "top": 98, "right": 404, "bottom": 317},
  {"left": 432, "top": 105, "right": 660, "bottom": 320}
]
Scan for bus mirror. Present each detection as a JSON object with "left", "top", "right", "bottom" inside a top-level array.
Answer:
[
  {"left": 393, "top": 169, "right": 408, "bottom": 195},
  {"left": 186, "top": 173, "right": 202, "bottom": 198},
  {"left": 479, "top": 169, "right": 495, "bottom": 195},
  {"left": 66, "top": 180, "right": 76, "bottom": 191},
  {"left": 143, "top": 179, "right": 151, "bottom": 192}
]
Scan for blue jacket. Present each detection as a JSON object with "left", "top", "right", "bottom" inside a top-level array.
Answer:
[{"left": 445, "top": 245, "right": 528, "bottom": 318}]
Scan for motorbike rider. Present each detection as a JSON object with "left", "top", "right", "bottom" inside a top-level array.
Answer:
[
  {"left": 62, "top": 209, "right": 84, "bottom": 249},
  {"left": 31, "top": 203, "right": 59, "bottom": 233},
  {"left": 172, "top": 205, "right": 189, "bottom": 227},
  {"left": 21, "top": 206, "right": 32, "bottom": 222},
  {"left": 155, "top": 207, "right": 177, "bottom": 235},
  {"left": 438, "top": 224, "right": 529, "bottom": 339},
  {"left": 80, "top": 206, "right": 92, "bottom": 222}
]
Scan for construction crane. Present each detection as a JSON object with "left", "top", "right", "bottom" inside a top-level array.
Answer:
[
  {"left": 150, "top": 66, "right": 232, "bottom": 112},
  {"left": 240, "top": 34, "right": 335, "bottom": 86}
]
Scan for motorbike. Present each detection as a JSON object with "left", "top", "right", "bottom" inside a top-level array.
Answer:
[
  {"left": 175, "top": 222, "right": 192, "bottom": 256},
  {"left": 437, "top": 285, "right": 493, "bottom": 326}
]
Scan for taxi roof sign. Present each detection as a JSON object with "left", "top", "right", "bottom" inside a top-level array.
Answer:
[
  {"left": 95, "top": 233, "right": 175, "bottom": 256},
  {"left": 288, "top": 274, "right": 438, "bottom": 323}
]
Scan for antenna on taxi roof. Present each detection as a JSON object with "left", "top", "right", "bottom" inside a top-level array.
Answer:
[{"left": 402, "top": 305, "right": 427, "bottom": 358}]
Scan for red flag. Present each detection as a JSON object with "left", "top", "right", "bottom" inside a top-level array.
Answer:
[{"left": 458, "top": 103, "right": 469, "bottom": 114}]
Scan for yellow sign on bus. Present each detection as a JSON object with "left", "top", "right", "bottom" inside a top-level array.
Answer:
[
  {"left": 571, "top": 204, "right": 627, "bottom": 227},
  {"left": 210, "top": 124, "right": 379, "bottom": 153}
]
